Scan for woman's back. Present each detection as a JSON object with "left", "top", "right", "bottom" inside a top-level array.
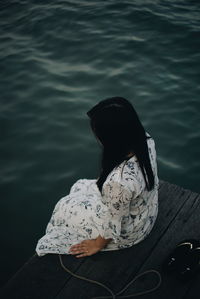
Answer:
[{"left": 100, "top": 132, "right": 159, "bottom": 251}]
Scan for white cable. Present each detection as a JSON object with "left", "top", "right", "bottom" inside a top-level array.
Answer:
[{"left": 59, "top": 254, "right": 162, "bottom": 299}]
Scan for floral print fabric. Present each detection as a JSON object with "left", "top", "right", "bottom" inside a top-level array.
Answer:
[{"left": 36, "top": 132, "right": 159, "bottom": 256}]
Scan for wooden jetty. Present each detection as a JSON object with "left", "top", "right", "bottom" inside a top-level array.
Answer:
[{"left": 2, "top": 180, "right": 200, "bottom": 299}]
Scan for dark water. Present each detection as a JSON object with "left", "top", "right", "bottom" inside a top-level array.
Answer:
[{"left": 0, "top": 0, "right": 200, "bottom": 285}]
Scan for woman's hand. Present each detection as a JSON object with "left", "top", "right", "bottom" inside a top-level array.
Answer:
[
  {"left": 69, "top": 239, "right": 101, "bottom": 258},
  {"left": 69, "top": 236, "right": 112, "bottom": 258}
]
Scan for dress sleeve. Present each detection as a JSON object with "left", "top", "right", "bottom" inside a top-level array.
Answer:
[{"left": 101, "top": 180, "right": 135, "bottom": 243}]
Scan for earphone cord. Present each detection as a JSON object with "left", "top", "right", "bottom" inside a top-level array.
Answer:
[{"left": 59, "top": 254, "right": 162, "bottom": 299}]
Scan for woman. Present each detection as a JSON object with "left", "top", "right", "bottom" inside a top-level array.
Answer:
[{"left": 36, "top": 97, "right": 159, "bottom": 258}]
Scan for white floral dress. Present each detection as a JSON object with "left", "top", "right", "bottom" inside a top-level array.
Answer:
[{"left": 36, "top": 132, "right": 159, "bottom": 256}]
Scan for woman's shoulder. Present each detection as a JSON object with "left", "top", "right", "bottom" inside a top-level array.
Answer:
[
  {"left": 146, "top": 131, "right": 155, "bottom": 145},
  {"left": 146, "top": 132, "right": 157, "bottom": 160},
  {"left": 103, "top": 157, "right": 142, "bottom": 195}
]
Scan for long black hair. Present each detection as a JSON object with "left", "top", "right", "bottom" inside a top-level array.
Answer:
[{"left": 87, "top": 97, "right": 155, "bottom": 193}]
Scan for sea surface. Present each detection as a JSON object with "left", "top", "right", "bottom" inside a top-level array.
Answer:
[{"left": 0, "top": 0, "right": 200, "bottom": 286}]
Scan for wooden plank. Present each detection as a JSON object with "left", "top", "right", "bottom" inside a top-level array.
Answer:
[
  {"left": 55, "top": 181, "right": 195, "bottom": 299},
  {"left": 2, "top": 181, "right": 199, "bottom": 299},
  {"left": 1, "top": 253, "right": 84, "bottom": 299},
  {"left": 123, "top": 189, "right": 200, "bottom": 299}
]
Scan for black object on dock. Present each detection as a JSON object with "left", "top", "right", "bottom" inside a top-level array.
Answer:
[{"left": 2, "top": 181, "right": 200, "bottom": 299}]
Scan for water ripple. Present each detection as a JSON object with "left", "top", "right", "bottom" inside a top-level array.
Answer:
[{"left": 1, "top": 0, "right": 200, "bottom": 286}]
